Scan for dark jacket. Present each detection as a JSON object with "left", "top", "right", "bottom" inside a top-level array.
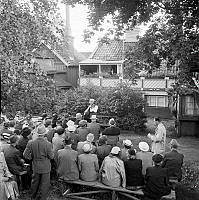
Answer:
[
  {"left": 96, "top": 144, "right": 112, "bottom": 167},
  {"left": 124, "top": 159, "right": 144, "bottom": 186},
  {"left": 16, "top": 136, "right": 29, "bottom": 155},
  {"left": 162, "top": 149, "right": 184, "bottom": 181},
  {"left": 2, "top": 144, "right": 25, "bottom": 175},
  {"left": 102, "top": 126, "right": 120, "bottom": 145},
  {"left": 23, "top": 137, "right": 54, "bottom": 173},
  {"left": 144, "top": 165, "right": 171, "bottom": 199}
]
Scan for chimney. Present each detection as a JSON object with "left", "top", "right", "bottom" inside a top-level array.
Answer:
[{"left": 65, "top": 4, "right": 74, "bottom": 47}]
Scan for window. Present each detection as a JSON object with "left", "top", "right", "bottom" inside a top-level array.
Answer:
[
  {"left": 146, "top": 95, "right": 168, "bottom": 107},
  {"left": 183, "top": 95, "right": 199, "bottom": 115}
]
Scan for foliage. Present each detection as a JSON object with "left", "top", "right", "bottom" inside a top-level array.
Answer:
[
  {"left": 182, "top": 161, "right": 199, "bottom": 191},
  {"left": 54, "top": 84, "right": 146, "bottom": 131},
  {"left": 0, "top": 0, "right": 63, "bottom": 115}
]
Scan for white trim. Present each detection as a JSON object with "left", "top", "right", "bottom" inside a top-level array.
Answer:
[{"left": 79, "top": 58, "right": 125, "bottom": 65}]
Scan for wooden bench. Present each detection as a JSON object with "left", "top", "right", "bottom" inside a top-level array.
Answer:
[{"left": 59, "top": 179, "right": 176, "bottom": 200}]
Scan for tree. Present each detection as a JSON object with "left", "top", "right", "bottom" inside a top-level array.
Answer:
[
  {"left": 65, "top": 0, "right": 199, "bottom": 91},
  {"left": 0, "top": 0, "right": 63, "bottom": 115}
]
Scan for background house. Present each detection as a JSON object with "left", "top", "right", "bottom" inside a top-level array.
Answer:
[
  {"left": 33, "top": 4, "right": 87, "bottom": 89},
  {"left": 79, "top": 29, "right": 176, "bottom": 119}
]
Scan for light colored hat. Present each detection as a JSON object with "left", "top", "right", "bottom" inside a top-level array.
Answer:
[
  {"left": 36, "top": 125, "right": 47, "bottom": 135},
  {"left": 86, "top": 133, "right": 94, "bottom": 142},
  {"left": 109, "top": 118, "right": 116, "bottom": 126},
  {"left": 110, "top": 146, "right": 121, "bottom": 155},
  {"left": 139, "top": 142, "right": 149, "bottom": 152},
  {"left": 76, "top": 113, "right": 82, "bottom": 119},
  {"left": 90, "top": 115, "right": 97, "bottom": 120},
  {"left": 79, "top": 120, "right": 87, "bottom": 126},
  {"left": 123, "top": 139, "right": 132, "bottom": 147},
  {"left": 82, "top": 143, "right": 92, "bottom": 153},
  {"left": 67, "top": 120, "right": 76, "bottom": 132},
  {"left": 22, "top": 123, "right": 29, "bottom": 129},
  {"left": 170, "top": 139, "right": 179, "bottom": 148}
]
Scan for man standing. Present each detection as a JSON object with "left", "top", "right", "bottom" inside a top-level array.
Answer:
[
  {"left": 147, "top": 117, "right": 166, "bottom": 154},
  {"left": 23, "top": 125, "right": 54, "bottom": 200}
]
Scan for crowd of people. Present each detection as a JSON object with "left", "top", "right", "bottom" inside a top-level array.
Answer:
[{"left": 0, "top": 105, "right": 184, "bottom": 200}]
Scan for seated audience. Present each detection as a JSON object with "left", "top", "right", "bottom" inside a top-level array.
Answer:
[
  {"left": 96, "top": 135, "right": 112, "bottom": 167},
  {"left": 52, "top": 127, "right": 65, "bottom": 164},
  {"left": 124, "top": 148, "right": 144, "bottom": 187},
  {"left": 144, "top": 154, "right": 171, "bottom": 200},
  {"left": 65, "top": 120, "right": 79, "bottom": 150},
  {"left": 77, "top": 133, "right": 96, "bottom": 154},
  {"left": 102, "top": 118, "right": 120, "bottom": 146},
  {"left": 76, "top": 120, "right": 90, "bottom": 142},
  {"left": 74, "top": 113, "right": 82, "bottom": 127},
  {"left": 45, "top": 119, "right": 55, "bottom": 143},
  {"left": 100, "top": 146, "right": 126, "bottom": 188},
  {"left": 78, "top": 143, "right": 99, "bottom": 181},
  {"left": 0, "top": 142, "right": 19, "bottom": 200},
  {"left": 57, "top": 137, "right": 79, "bottom": 181},
  {"left": 87, "top": 115, "right": 100, "bottom": 142},
  {"left": 16, "top": 127, "right": 31, "bottom": 155},
  {"left": 120, "top": 139, "right": 132, "bottom": 162},
  {"left": 2, "top": 135, "right": 25, "bottom": 175},
  {"left": 0, "top": 122, "right": 13, "bottom": 140},
  {"left": 162, "top": 139, "right": 184, "bottom": 182},
  {"left": 136, "top": 142, "right": 153, "bottom": 176}
]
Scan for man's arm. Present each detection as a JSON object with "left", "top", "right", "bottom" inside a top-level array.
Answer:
[{"left": 47, "top": 142, "right": 54, "bottom": 160}]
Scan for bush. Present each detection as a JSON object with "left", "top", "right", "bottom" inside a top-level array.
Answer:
[{"left": 55, "top": 84, "right": 146, "bottom": 131}]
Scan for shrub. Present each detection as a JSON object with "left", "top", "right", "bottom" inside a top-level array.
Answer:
[{"left": 55, "top": 84, "right": 146, "bottom": 131}]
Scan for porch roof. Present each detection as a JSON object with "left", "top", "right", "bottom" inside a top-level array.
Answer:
[{"left": 79, "top": 58, "right": 125, "bottom": 65}]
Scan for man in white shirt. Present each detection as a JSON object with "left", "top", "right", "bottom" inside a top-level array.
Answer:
[{"left": 147, "top": 117, "right": 166, "bottom": 155}]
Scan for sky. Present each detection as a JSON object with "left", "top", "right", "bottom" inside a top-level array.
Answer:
[
  {"left": 59, "top": 3, "right": 149, "bottom": 52},
  {"left": 60, "top": 4, "right": 98, "bottom": 52}
]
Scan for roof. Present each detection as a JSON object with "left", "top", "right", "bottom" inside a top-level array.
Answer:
[
  {"left": 80, "top": 40, "right": 136, "bottom": 64},
  {"left": 80, "top": 52, "right": 92, "bottom": 59}
]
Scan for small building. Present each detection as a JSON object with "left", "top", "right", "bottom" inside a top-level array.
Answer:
[
  {"left": 177, "top": 55, "right": 199, "bottom": 137},
  {"left": 79, "top": 30, "right": 176, "bottom": 119},
  {"left": 32, "top": 4, "right": 88, "bottom": 89}
]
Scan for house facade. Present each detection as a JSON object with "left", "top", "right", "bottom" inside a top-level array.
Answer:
[{"left": 79, "top": 35, "right": 176, "bottom": 119}]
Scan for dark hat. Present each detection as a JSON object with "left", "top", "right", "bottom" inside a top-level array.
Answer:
[
  {"left": 42, "top": 113, "right": 47, "bottom": 118},
  {"left": 98, "top": 135, "right": 108, "bottom": 145},
  {"left": 128, "top": 148, "right": 136, "bottom": 156},
  {"left": 9, "top": 135, "right": 18, "bottom": 144},
  {"left": 152, "top": 154, "right": 163, "bottom": 163},
  {"left": 55, "top": 127, "right": 65, "bottom": 135},
  {"left": 21, "top": 127, "right": 31, "bottom": 138},
  {"left": 64, "top": 136, "right": 72, "bottom": 145}
]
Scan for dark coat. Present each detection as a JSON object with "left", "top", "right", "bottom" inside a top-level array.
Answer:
[
  {"left": 144, "top": 165, "right": 171, "bottom": 199},
  {"left": 102, "top": 126, "right": 120, "bottom": 146},
  {"left": 124, "top": 159, "right": 144, "bottom": 186},
  {"left": 96, "top": 144, "right": 112, "bottom": 167},
  {"left": 162, "top": 149, "right": 184, "bottom": 181},
  {"left": 2, "top": 144, "right": 25, "bottom": 175},
  {"left": 23, "top": 137, "right": 54, "bottom": 173},
  {"left": 16, "top": 136, "right": 29, "bottom": 155}
]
